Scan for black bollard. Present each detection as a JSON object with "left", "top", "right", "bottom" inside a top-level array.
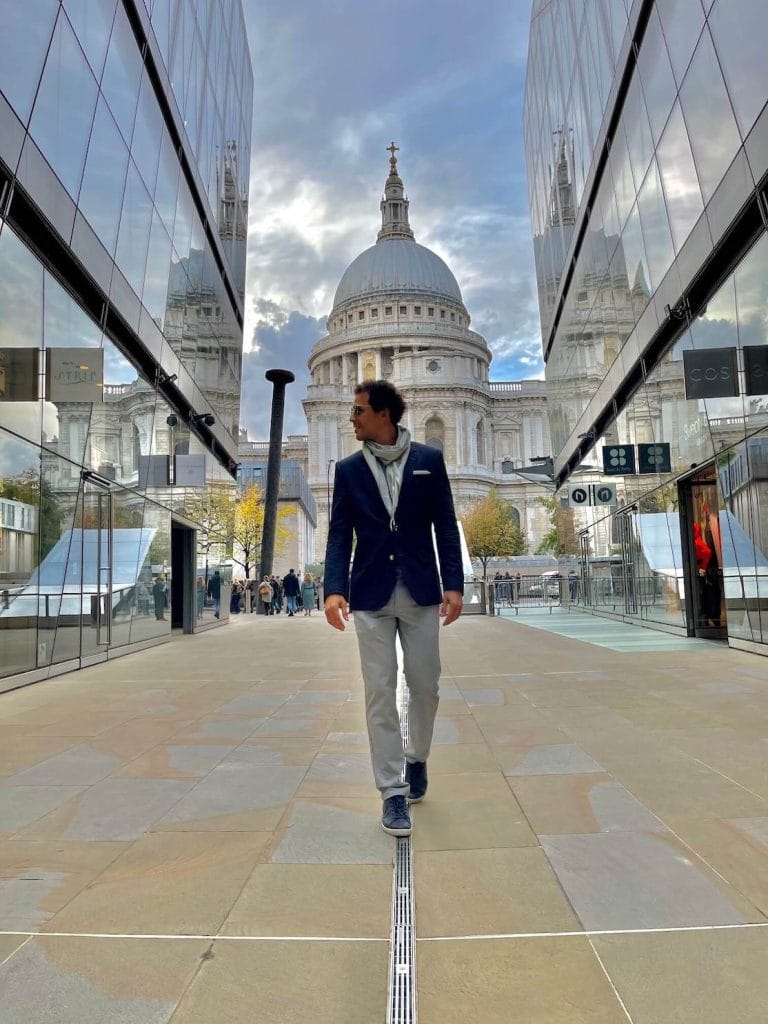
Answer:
[{"left": 258, "top": 369, "right": 294, "bottom": 591}]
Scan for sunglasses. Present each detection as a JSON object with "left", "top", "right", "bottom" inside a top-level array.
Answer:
[{"left": 350, "top": 404, "right": 372, "bottom": 416}]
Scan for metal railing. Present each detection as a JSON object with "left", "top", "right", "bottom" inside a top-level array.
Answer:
[{"left": 488, "top": 575, "right": 576, "bottom": 614}]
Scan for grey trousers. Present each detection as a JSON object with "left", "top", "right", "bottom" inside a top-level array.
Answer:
[{"left": 353, "top": 581, "right": 441, "bottom": 800}]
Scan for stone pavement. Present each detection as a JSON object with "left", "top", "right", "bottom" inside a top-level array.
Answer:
[{"left": 1, "top": 609, "right": 768, "bottom": 1022}]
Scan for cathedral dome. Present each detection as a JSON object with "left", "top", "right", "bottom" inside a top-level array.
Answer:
[
  {"left": 330, "top": 144, "right": 465, "bottom": 315},
  {"left": 332, "top": 238, "right": 463, "bottom": 308}
]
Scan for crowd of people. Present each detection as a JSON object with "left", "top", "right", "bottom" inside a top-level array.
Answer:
[{"left": 232, "top": 569, "right": 321, "bottom": 616}]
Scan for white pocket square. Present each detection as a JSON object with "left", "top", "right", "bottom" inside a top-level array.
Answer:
[{"left": 413, "top": 469, "right": 431, "bottom": 475}]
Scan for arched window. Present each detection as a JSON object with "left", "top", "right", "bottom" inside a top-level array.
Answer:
[
  {"left": 475, "top": 419, "right": 486, "bottom": 466},
  {"left": 509, "top": 506, "right": 521, "bottom": 529},
  {"left": 424, "top": 415, "right": 444, "bottom": 451}
]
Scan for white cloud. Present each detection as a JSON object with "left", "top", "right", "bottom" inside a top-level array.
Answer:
[{"left": 241, "top": 0, "right": 542, "bottom": 428}]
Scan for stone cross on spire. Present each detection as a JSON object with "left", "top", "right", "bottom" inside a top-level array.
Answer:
[{"left": 378, "top": 142, "right": 414, "bottom": 242}]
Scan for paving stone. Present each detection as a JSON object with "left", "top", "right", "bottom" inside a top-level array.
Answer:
[
  {"left": 592, "top": 928, "right": 768, "bottom": 1023},
  {"left": 417, "top": 937, "right": 628, "bottom": 1023},
  {"left": 172, "top": 939, "right": 388, "bottom": 1024},
  {"left": 0, "top": 784, "right": 86, "bottom": 833},
  {"left": 7, "top": 746, "right": 123, "bottom": 786},
  {"left": 44, "top": 832, "right": 270, "bottom": 935},
  {"left": 155, "top": 765, "right": 307, "bottom": 831},
  {"left": 18, "top": 780, "right": 194, "bottom": 841},
  {"left": 0, "top": 936, "right": 208, "bottom": 1023},
  {"left": 270, "top": 799, "right": 392, "bottom": 864},
  {"left": 503, "top": 743, "right": 605, "bottom": 776},
  {"left": 223, "top": 863, "right": 392, "bottom": 937},
  {"left": 0, "top": 840, "right": 125, "bottom": 930},
  {"left": 541, "top": 832, "right": 761, "bottom": 930}
]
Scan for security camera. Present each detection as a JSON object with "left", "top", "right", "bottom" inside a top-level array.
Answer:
[
  {"left": 191, "top": 413, "right": 215, "bottom": 428},
  {"left": 166, "top": 414, "right": 178, "bottom": 427}
]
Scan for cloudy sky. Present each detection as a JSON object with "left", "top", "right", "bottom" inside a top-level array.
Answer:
[{"left": 239, "top": 0, "right": 540, "bottom": 439}]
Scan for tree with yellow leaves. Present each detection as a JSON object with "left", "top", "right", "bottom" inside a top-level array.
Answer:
[
  {"left": 183, "top": 482, "right": 236, "bottom": 582},
  {"left": 232, "top": 483, "right": 292, "bottom": 580},
  {"left": 462, "top": 488, "right": 525, "bottom": 579}
]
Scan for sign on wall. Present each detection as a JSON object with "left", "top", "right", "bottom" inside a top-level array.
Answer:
[
  {"left": 45, "top": 348, "right": 104, "bottom": 403},
  {"left": 637, "top": 443, "right": 671, "bottom": 474},
  {"left": 602, "top": 444, "right": 636, "bottom": 475},
  {"left": 593, "top": 483, "right": 617, "bottom": 506},
  {"left": 174, "top": 453, "right": 206, "bottom": 487},
  {"left": 566, "top": 483, "right": 617, "bottom": 507},
  {"left": 682, "top": 347, "right": 739, "bottom": 400},
  {"left": 0, "top": 348, "right": 40, "bottom": 401},
  {"left": 568, "top": 484, "right": 591, "bottom": 507},
  {"left": 743, "top": 346, "right": 768, "bottom": 396}
]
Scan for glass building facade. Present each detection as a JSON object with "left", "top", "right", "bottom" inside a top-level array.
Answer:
[
  {"left": 525, "top": 0, "right": 768, "bottom": 654},
  {"left": 0, "top": 0, "right": 253, "bottom": 689}
]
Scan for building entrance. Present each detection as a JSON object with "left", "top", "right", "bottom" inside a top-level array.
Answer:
[
  {"left": 170, "top": 520, "right": 196, "bottom": 633},
  {"left": 679, "top": 465, "right": 728, "bottom": 640}
]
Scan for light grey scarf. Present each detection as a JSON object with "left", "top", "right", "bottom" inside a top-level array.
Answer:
[{"left": 362, "top": 426, "right": 411, "bottom": 530}]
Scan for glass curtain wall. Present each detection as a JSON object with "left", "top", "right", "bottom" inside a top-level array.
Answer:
[
  {"left": 525, "top": 0, "right": 768, "bottom": 650},
  {"left": 0, "top": 0, "right": 251, "bottom": 684}
]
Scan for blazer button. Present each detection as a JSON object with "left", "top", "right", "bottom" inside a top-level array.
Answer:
[{"left": 389, "top": 554, "right": 395, "bottom": 561}]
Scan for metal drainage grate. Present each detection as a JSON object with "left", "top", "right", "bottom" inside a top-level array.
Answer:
[{"left": 387, "top": 677, "right": 416, "bottom": 1023}]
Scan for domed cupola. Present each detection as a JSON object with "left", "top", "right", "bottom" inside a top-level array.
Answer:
[{"left": 330, "top": 146, "right": 466, "bottom": 315}]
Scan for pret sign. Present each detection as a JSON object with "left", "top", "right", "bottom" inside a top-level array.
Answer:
[{"left": 682, "top": 347, "right": 739, "bottom": 399}]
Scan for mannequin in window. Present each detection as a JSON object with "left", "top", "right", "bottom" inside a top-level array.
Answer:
[{"left": 693, "top": 521, "right": 721, "bottom": 625}]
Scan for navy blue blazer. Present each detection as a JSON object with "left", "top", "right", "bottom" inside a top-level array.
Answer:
[{"left": 324, "top": 442, "right": 464, "bottom": 610}]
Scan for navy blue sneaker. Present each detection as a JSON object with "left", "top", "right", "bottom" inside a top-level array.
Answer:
[
  {"left": 381, "top": 795, "right": 412, "bottom": 836},
  {"left": 405, "top": 760, "right": 428, "bottom": 803}
]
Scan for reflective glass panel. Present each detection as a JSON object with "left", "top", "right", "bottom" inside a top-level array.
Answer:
[
  {"left": 656, "top": 101, "right": 704, "bottom": 252},
  {"left": 131, "top": 71, "right": 163, "bottom": 195},
  {"left": 0, "top": 226, "right": 43, "bottom": 441},
  {"left": 637, "top": 159, "right": 674, "bottom": 290},
  {"left": 77, "top": 97, "right": 129, "bottom": 255},
  {"left": 63, "top": 0, "right": 118, "bottom": 78},
  {"left": 656, "top": 0, "right": 705, "bottom": 87},
  {"left": 0, "top": 1, "right": 59, "bottom": 124},
  {"left": 29, "top": 13, "right": 100, "bottom": 197},
  {"left": 636, "top": 8, "right": 676, "bottom": 145},
  {"left": 0, "top": 432, "right": 43, "bottom": 676},
  {"left": 679, "top": 28, "right": 741, "bottom": 203},
  {"left": 100, "top": 0, "right": 142, "bottom": 143},
  {"left": 709, "top": 0, "right": 768, "bottom": 140},
  {"left": 116, "top": 161, "right": 154, "bottom": 297}
]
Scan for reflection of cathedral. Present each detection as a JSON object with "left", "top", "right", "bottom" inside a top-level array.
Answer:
[{"left": 295, "top": 149, "right": 554, "bottom": 552}]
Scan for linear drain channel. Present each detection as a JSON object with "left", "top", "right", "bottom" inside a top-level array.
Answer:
[{"left": 388, "top": 675, "right": 416, "bottom": 1023}]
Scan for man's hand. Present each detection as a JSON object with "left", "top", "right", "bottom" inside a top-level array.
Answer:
[
  {"left": 439, "top": 590, "right": 463, "bottom": 626},
  {"left": 324, "top": 594, "right": 350, "bottom": 631}
]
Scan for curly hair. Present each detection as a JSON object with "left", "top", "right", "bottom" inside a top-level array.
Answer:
[{"left": 354, "top": 380, "right": 406, "bottom": 424}]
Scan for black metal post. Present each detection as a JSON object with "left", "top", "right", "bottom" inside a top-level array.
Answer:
[{"left": 259, "top": 369, "right": 294, "bottom": 590}]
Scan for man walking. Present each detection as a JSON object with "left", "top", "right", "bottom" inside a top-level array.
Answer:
[
  {"left": 282, "top": 569, "right": 300, "bottom": 616},
  {"left": 324, "top": 381, "right": 463, "bottom": 837}
]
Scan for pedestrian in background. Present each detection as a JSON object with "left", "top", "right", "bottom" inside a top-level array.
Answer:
[
  {"left": 301, "top": 572, "right": 317, "bottom": 615},
  {"left": 282, "top": 568, "right": 300, "bottom": 616}
]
